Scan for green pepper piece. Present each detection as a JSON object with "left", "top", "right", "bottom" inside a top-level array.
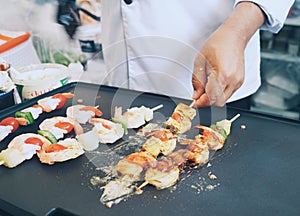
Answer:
[
  {"left": 112, "top": 118, "right": 128, "bottom": 135},
  {"left": 15, "top": 111, "right": 34, "bottom": 125},
  {"left": 210, "top": 124, "right": 228, "bottom": 139},
  {"left": 38, "top": 130, "right": 58, "bottom": 144}
]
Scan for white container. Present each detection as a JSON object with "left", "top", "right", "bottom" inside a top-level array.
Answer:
[
  {"left": 12, "top": 63, "right": 69, "bottom": 101},
  {"left": 0, "top": 30, "right": 40, "bottom": 69}
]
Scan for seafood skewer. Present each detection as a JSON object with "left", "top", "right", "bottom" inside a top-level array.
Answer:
[
  {"left": 195, "top": 113, "right": 241, "bottom": 150},
  {"left": 37, "top": 138, "right": 84, "bottom": 165},
  {"left": 142, "top": 128, "right": 177, "bottom": 158},
  {"left": 113, "top": 104, "right": 163, "bottom": 129},
  {"left": 0, "top": 133, "right": 51, "bottom": 168},
  {"left": 66, "top": 104, "right": 103, "bottom": 124},
  {"left": 137, "top": 140, "right": 210, "bottom": 192},
  {"left": 163, "top": 103, "right": 196, "bottom": 134}
]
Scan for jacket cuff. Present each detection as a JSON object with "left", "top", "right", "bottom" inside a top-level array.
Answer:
[{"left": 234, "top": 0, "right": 295, "bottom": 33}]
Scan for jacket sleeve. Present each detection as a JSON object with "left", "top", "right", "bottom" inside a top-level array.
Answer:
[{"left": 234, "top": 0, "right": 295, "bottom": 33}]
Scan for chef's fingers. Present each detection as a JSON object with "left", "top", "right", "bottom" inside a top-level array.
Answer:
[
  {"left": 192, "top": 54, "right": 207, "bottom": 100},
  {"left": 193, "top": 71, "right": 227, "bottom": 107}
]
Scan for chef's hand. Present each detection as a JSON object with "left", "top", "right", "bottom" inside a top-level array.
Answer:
[{"left": 192, "top": 2, "right": 265, "bottom": 107}]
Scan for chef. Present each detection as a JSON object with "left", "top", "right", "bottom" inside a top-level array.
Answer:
[{"left": 100, "top": 0, "right": 294, "bottom": 108}]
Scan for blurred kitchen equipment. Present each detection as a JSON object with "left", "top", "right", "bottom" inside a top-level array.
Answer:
[
  {"left": 56, "top": 0, "right": 101, "bottom": 39},
  {"left": 0, "top": 89, "right": 14, "bottom": 111},
  {"left": 56, "top": 0, "right": 102, "bottom": 70},
  {"left": 0, "top": 30, "right": 40, "bottom": 69}
]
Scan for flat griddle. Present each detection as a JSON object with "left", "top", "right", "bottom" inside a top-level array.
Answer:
[{"left": 0, "top": 82, "right": 299, "bottom": 216}]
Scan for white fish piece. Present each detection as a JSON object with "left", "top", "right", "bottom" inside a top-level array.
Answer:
[
  {"left": 0, "top": 133, "right": 51, "bottom": 168},
  {"left": 38, "top": 97, "right": 60, "bottom": 112},
  {"left": 77, "top": 130, "right": 99, "bottom": 151},
  {"left": 91, "top": 118, "right": 124, "bottom": 144},
  {"left": 66, "top": 104, "right": 95, "bottom": 124},
  {"left": 114, "top": 106, "right": 154, "bottom": 129},
  {"left": 39, "top": 116, "right": 75, "bottom": 140},
  {"left": 0, "top": 125, "right": 13, "bottom": 141},
  {"left": 21, "top": 106, "right": 43, "bottom": 119},
  {"left": 37, "top": 138, "right": 84, "bottom": 165}
]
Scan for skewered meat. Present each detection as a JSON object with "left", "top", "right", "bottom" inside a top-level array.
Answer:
[
  {"left": 195, "top": 126, "right": 226, "bottom": 150},
  {"left": 142, "top": 128, "right": 177, "bottom": 157},
  {"left": 144, "top": 158, "right": 180, "bottom": 190},
  {"left": 164, "top": 103, "right": 196, "bottom": 134},
  {"left": 174, "top": 103, "right": 196, "bottom": 120},
  {"left": 115, "top": 152, "right": 156, "bottom": 180},
  {"left": 186, "top": 143, "right": 209, "bottom": 167}
]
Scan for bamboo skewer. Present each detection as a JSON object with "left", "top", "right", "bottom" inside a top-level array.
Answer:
[
  {"left": 135, "top": 181, "right": 149, "bottom": 194},
  {"left": 151, "top": 104, "right": 163, "bottom": 112},
  {"left": 189, "top": 100, "right": 195, "bottom": 107},
  {"left": 229, "top": 113, "right": 241, "bottom": 123}
]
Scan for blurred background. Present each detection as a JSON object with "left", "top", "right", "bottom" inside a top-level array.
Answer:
[{"left": 0, "top": 0, "right": 299, "bottom": 119}]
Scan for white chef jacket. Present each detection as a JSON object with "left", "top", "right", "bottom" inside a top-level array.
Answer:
[{"left": 101, "top": 0, "right": 294, "bottom": 102}]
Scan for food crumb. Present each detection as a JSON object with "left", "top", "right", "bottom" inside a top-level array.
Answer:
[
  {"left": 240, "top": 125, "right": 246, "bottom": 129},
  {"left": 206, "top": 185, "right": 214, "bottom": 191},
  {"left": 135, "top": 188, "right": 143, "bottom": 195},
  {"left": 153, "top": 195, "right": 157, "bottom": 199},
  {"left": 206, "top": 163, "right": 212, "bottom": 168},
  {"left": 208, "top": 173, "right": 217, "bottom": 180},
  {"left": 77, "top": 98, "right": 84, "bottom": 103},
  {"left": 105, "top": 201, "right": 113, "bottom": 208}
]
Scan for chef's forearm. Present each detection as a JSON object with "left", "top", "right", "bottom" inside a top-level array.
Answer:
[{"left": 219, "top": 1, "right": 265, "bottom": 49}]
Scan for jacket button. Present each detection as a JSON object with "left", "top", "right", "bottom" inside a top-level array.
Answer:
[{"left": 124, "top": 0, "right": 132, "bottom": 4}]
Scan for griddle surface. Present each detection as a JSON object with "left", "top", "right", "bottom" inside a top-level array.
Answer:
[{"left": 0, "top": 82, "right": 299, "bottom": 216}]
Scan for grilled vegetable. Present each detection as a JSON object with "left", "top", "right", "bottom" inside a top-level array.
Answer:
[
  {"left": 38, "top": 130, "right": 58, "bottom": 144},
  {"left": 0, "top": 117, "right": 19, "bottom": 133},
  {"left": 15, "top": 111, "right": 34, "bottom": 125},
  {"left": 112, "top": 117, "right": 128, "bottom": 134}
]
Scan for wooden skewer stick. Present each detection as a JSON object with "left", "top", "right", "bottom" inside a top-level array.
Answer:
[
  {"left": 135, "top": 181, "right": 149, "bottom": 194},
  {"left": 151, "top": 104, "right": 163, "bottom": 112},
  {"left": 229, "top": 113, "right": 241, "bottom": 123},
  {"left": 189, "top": 100, "right": 195, "bottom": 107}
]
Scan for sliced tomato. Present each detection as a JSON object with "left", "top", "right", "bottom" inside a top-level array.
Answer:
[
  {"left": 52, "top": 94, "right": 67, "bottom": 110},
  {"left": 62, "top": 92, "right": 74, "bottom": 98},
  {"left": 54, "top": 121, "right": 74, "bottom": 133},
  {"left": 0, "top": 117, "right": 19, "bottom": 133},
  {"left": 79, "top": 106, "right": 102, "bottom": 117},
  {"left": 32, "top": 104, "right": 43, "bottom": 109},
  {"left": 45, "top": 144, "right": 67, "bottom": 153},
  {"left": 24, "top": 137, "right": 44, "bottom": 148}
]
